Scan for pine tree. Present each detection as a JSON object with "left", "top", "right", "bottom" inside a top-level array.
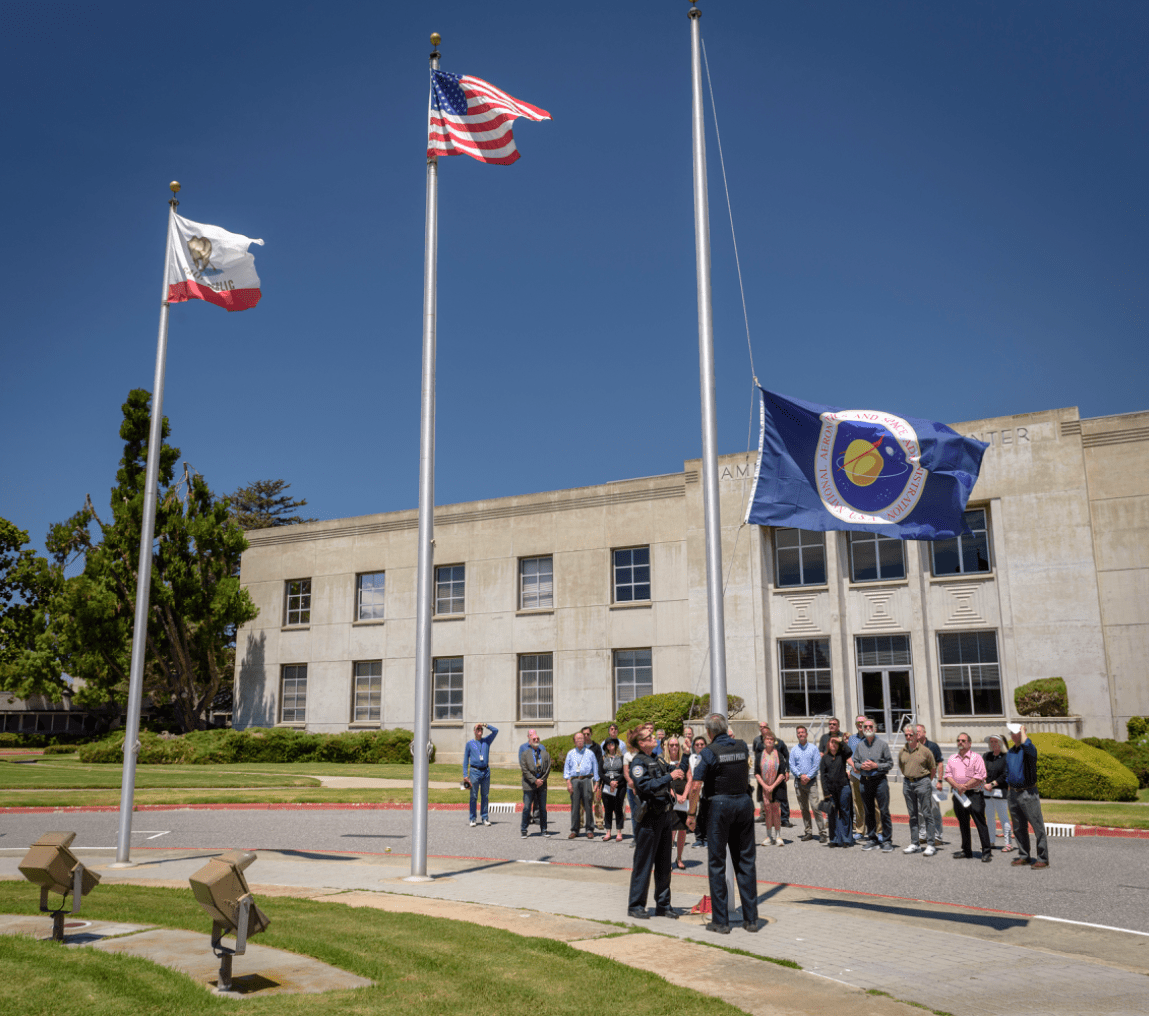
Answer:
[{"left": 226, "top": 479, "right": 315, "bottom": 530}]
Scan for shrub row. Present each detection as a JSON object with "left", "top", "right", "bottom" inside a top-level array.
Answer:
[
  {"left": 77, "top": 726, "right": 430, "bottom": 765},
  {"left": 0, "top": 731, "right": 103, "bottom": 749},
  {"left": 1082, "top": 737, "right": 1149, "bottom": 789},
  {"left": 1030, "top": 732, "right": 1138, "bottom": 801},
  {"left": 1128, "top": 716, "right": 1149, "bottom": 742},
  {"left": 1014, "top": 677, "right": 1069, "bottom": 717}
]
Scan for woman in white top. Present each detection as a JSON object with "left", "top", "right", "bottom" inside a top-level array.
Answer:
[{"left": 664, "top": 736, "right": 690, "bottom": 869}]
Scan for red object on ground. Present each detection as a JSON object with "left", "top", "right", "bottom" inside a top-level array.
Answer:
[{"left": 690, "top": 895, "right": 712, "bottom": 915}]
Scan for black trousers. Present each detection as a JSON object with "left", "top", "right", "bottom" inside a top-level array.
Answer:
[
  {"left": 706, "top": 794, "right": 759, "bottom": 926},
  {"left": 953, "top": 791, "right": 992, "bottom": 856},
  {"left": 627, "top": 807, "right": 674, "bottom": 911},
  {"left": 694, "top": 796, "right": 710, "bottom": 841},
  {"left": 522, "top": 783, "right": 547, "bottom": 833},
  {"left": 860, "top": 777, "right": 892, "bottom": 843},
  {"left": 602, "top": 788, "right": 625, "bottom": 831}
]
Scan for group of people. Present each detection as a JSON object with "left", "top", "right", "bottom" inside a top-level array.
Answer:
[{"left": 463, "top": 711, "right": 1051, "bottom": 932}]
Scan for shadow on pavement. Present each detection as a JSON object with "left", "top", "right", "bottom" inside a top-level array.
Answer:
[{"left": 794, "top": 897, "right": 1030, "bottom": 930}]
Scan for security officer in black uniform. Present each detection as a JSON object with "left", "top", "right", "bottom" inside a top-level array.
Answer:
[
  {"left": 691, "top": 713, "right": 759, "bottom": 933},
  {"left": 626, "top": 727, "right": 685, "bottom": 919}
]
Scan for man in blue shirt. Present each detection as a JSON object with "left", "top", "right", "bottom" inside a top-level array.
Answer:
[
  {"left": 788, "top": 725, "right": 825, "bottom": 842},
  {"left": 1005, "top": 723, "right": 1049, "bottom": 868},
  {"left": 463, "top": 722, "right": 498, "bottom": 827},
  {"left": 563, "top": 731, "right": 600, "bottom": 839}
]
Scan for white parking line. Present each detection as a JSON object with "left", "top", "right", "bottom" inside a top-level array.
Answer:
[{"left": 1033, "top": 914, "right": 1149, "bottom": 937}]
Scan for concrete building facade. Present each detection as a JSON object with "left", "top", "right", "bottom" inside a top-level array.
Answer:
[{"left": 233, "top": 404, "right": 1148, "bottom": 759}]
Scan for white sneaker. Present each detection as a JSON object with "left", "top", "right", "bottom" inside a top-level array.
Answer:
[
  {"left": 761, "top": 837, "right": 774, "bottom": 847},
  {"left": 483, "top": 819, "right": 491, "bottom": 826},
  {"left": 903, "top": 844, "right": 923, "bottom": 854},
  {"left": 775, "top": 837, "right": 785, "bottom": 847},
  {"left": 923, "top": 845, "right": 937, "bottom": 857},
  {"left": 469, "top": 820, "right": 476, "bottom": 827}
]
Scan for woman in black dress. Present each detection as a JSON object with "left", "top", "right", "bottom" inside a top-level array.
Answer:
[
  {"left": 600, "top": 738, "right": 626, "bottom": 842},
  {"left": 664, "top": 736, "right": 690, "bottom": 869}
]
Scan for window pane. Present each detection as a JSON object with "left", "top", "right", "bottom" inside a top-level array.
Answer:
[
  {"left": 776, "top": 528, "right": 800, "bottom": 549},
  {"left": 942, "top": 684, "right": 973, "bottom": 715},
  {"left": 358, "top": 572, "right": 385, "bottom": 620},
  {"left": 632, "top": 547, "right": 649, "bottom": 566},
  {"left": 877, "top": 536, "right": 905, "bottom": 579},
  {"left": 801, "top": 540, "right": 826, "bottom": 585},
  {"left": 776, "top": 547, "right": 802, "bottom": 587},
  {"left": 783, "top": 691, "right": 808, "bottom": 717},
  {"left": 963, "top": 531, "right": 991, "bottom": 573},
  {"left": 851, "top": 535, "right": 878, "bottom": 582},
  {"left": 932, "top": 538, "right": 961, "bottom": 575}
]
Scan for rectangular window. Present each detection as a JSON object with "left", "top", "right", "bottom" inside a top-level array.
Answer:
[
  {"left": 614, "top": 648, "right": 653, "bottom": 706},
  {"left": 435, "top": 565, "right": 465, "bottom": 615},
  {"left": 938, "top": 630, "right": 1002, "bottom": 716},
  {"left": 433, "top": 657, "right": 464, "bottom": 721},
  {"left": 520, "top": 557, "right": 554, "bottom": 610},
  {"left": 779, "top": 639, "right": 832, "bottom": 717},
  {"left": 281, "top": 664, "right": 307, "bottom": 723},
  {"left": 849, "top": 532, "right": 906, "bottom": 582},
  {"left": 285, "top": 579, "right": 311, "bottom": 625},
  {"left": 357, "top": 572, "right": 385, "bottom": 621},
  {"left": 518, "top": 653, "right": 554, "bottom": 721},
  {"left": 774, "top": 529, "right": 826, "bottom": 587},
  {"left": 613, "top": 547, "right": 651, "bottom": 602},
  {"left": 855, "top": 634, "right": 912, "bottom": 667},
  {"left": 931, "top": 508, "right": 992, "bottom": 576},
  {"left": 353, "top": 661, "right": 382, "bottom": 722}
]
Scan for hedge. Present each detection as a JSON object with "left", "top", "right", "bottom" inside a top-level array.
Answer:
[
  {"left": 1014, "top": 677, "right": 1069, "bottom": 717},
  {"left": 77, "top": 727, "right": 431, "bottom": 765},
  {"left": 1128, "top": 716, "right": 1149, "bottom": 742},
  {"left": 1082, "top": 737, "right": 1149, "bottom": 788},
  {"left": 686, "top": 694, "right": 745, "bottom": 720},
  {"left": 1030, "top": 732, "right": 1138, "bottom": 801},
  {"left": 541, "top": 722, "right": 616, "bottom": 766},
  {"left": 0, "top": 732, "right": 103, "bottom": 749},
  {"left": 615, "top": 692, "right": 698, "bottom": 736}
]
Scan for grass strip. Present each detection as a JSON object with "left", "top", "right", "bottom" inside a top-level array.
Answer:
[
  {"left": 0, "top": 787, "right": 528, "bottom": 808},
  {"left": 0, "top": 882, "right": 751, "bottom": 1016},
  {"left": 0, "top": 759, "right": 319, "bottom": 790},
  {"left": 866, "top": 988, "right": 954, "bottom": 1016}
]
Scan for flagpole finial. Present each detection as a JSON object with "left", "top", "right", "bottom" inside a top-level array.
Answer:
[
  {"left": 430, "top": 32, "right": 440, "bottom": 59},
  {"left": 689, "top": 1, "right": 701, "bottom": 19},
  {"left": 168, "top": 180, "right": 180, "bottom": 208}
]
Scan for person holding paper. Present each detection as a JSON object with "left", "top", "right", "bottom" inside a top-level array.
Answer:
[
  {"left": 982, "top": 734, "right": 1014, "bottom": 851},
  {"left": 600, "top": 737, "right": 626, "bottom": 842},
  {"left": 944, "top": 732, "right": 993, "bottom": 862},
  {"left": 664, "top": 736, "right": 690, "bottom": 869}
]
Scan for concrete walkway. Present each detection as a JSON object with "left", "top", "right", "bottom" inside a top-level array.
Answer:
[{"left": 3, "top": 845, "right": 1143, "bottom": 1016}]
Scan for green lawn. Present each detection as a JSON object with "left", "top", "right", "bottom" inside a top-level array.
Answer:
[
  {"left": 0, "top": 758, "right": 320, "bottom": 790},
  {"left": 0, "top": 787, "right": 528, "bottom": 808},
  {"left": 1041, "top": 787, "right": 1149, "bottom": 829},
  {"left": 0, "top": 882, "right": 746, "bottom": 1016}
]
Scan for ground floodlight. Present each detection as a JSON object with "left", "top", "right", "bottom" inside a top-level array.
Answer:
[
  {"left": 188, "top": 850, "right": 271, "bottom": 991},
  {"left": 17, "top": 831, "right": 101, "bottom": 941}
]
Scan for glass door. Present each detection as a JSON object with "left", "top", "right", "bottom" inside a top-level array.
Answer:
[{"left": 859, "top": 668, "right": 915, "bottom": 736}]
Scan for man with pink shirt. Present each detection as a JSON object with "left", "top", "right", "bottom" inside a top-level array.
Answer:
[{"left": 944, "top": 732, "right": 993, "bottom": 862}]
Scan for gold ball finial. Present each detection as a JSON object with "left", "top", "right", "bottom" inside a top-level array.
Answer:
[
  {"left": 169, "top": 181, "right": 181, "bottom": 194},
  {"left": 430, "top": 32, "right": 441, "bottom": 47}
]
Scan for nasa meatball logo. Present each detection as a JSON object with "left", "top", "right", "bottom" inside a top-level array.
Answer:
[{"left": 814, "top": 410, "right": 928, "bottom": 525}]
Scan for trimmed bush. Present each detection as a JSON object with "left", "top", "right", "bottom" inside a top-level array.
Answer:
[
  {"left": 77, "top": 727, "right": 431, "bottom": 765},
  {"left": 1128, "top": 716, "right": 1149, "bottom": 742},
  {"left": 1014, "top": 677, "right": 1069, "bottom": 717},
  {"left": 686, "top": 694, "right": 745, "bottom": 720},
  {"left": 1082, "top": 737, "right": 1149, "bottom": 788},
  {"left": 615, "top": 692, "right": 698, "bottom": 736},
  {"left": 0, "top": 731, "right": 103, "bottom": 749},
  {"left": 1030, "top": 732, "right": 1138, "bottom": 801},
  {"left": 541, "top": 722, "right": 615, "bottom": 767}
]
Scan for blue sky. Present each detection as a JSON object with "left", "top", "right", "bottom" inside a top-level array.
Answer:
[{"left": 2, "top": 0, "right": 1146, "bottom": 554}]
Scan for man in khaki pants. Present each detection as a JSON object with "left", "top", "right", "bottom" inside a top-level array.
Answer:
[{"left": 847, "top": 715, "right": 883, "bottom": 840}]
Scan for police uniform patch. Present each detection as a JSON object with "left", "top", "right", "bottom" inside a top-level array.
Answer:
[{"left": 631, "top": 764, "right": 645, "bottom": 778}]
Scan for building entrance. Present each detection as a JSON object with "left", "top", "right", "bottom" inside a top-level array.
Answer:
[{"left": 856, "top": 635, "right": 916, "bottom": 736}]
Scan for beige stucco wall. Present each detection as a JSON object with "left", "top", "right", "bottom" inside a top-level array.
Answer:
[{"left": 234, "top": 404, "right": 1148, "bottom": 755}]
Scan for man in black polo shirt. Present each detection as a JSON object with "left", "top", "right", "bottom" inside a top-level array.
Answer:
[{"left": 693, "top": 712, "right": 759, "bottom": 935}]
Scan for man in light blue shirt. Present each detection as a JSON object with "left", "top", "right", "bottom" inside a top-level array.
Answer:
[
  {"left": 563, "top": 731, "right": 600, "bottom": 838},
  {"left": 463, "top": 722, "right": 498, "bottom": 827},
  {"left": 788, "top": 725, "right": 825, "bottom": 842}
]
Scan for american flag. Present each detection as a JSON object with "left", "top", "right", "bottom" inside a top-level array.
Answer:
[{"left": 428, "top": 69, "right": 551, "bottom": 166}]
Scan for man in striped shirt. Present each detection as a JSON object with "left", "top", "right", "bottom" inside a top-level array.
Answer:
[{"left": 788, "top": 726, "right": 826, "bottom": 842}]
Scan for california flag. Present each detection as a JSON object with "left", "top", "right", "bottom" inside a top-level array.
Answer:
[{"left": 167, "top": 213, "right": 264, "bottom": 311}]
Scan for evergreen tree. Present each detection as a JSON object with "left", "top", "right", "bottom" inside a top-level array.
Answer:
[
  {"left": 227, "top": 479, "right": 315, "bottom": 530},
  {"left": 0, "top": 518, "right": 65, "bottom": 697},
  {"left": 44, "top": 389, "right": 258, "bottom": 731}
]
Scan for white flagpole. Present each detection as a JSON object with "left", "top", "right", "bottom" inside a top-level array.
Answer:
[
  {"left": 407, "top": 33, "right": 441, "bottom": 882},
  {"left": 112, "top": 182, "right": 180, "bottom": 867},
  {"left": 688, "top": 4, "right": 728, "bottom": 715},
  {"left": 688, "top": 1, "right": 738, "bottom": 911}
]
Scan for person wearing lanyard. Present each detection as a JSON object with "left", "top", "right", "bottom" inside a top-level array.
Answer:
[
  {"left": 564, "top": 731, "right": 599, "bottom": 839},
  {"left": 518, "top": 729, "right": 551, "bottom": 838},
  {"left": 944, "top": 732, "right": 993, "bottom": 862},
  {"left": 463, "top": 722, "right": 498, "bottom": 828}
]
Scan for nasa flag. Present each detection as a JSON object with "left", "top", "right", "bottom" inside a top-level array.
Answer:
[
  {"left": 745, "top": 388, "right": 989, "bottom": 540},
  {"left": 166, "top": 213, "right": 263, "bottom": 312}
]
